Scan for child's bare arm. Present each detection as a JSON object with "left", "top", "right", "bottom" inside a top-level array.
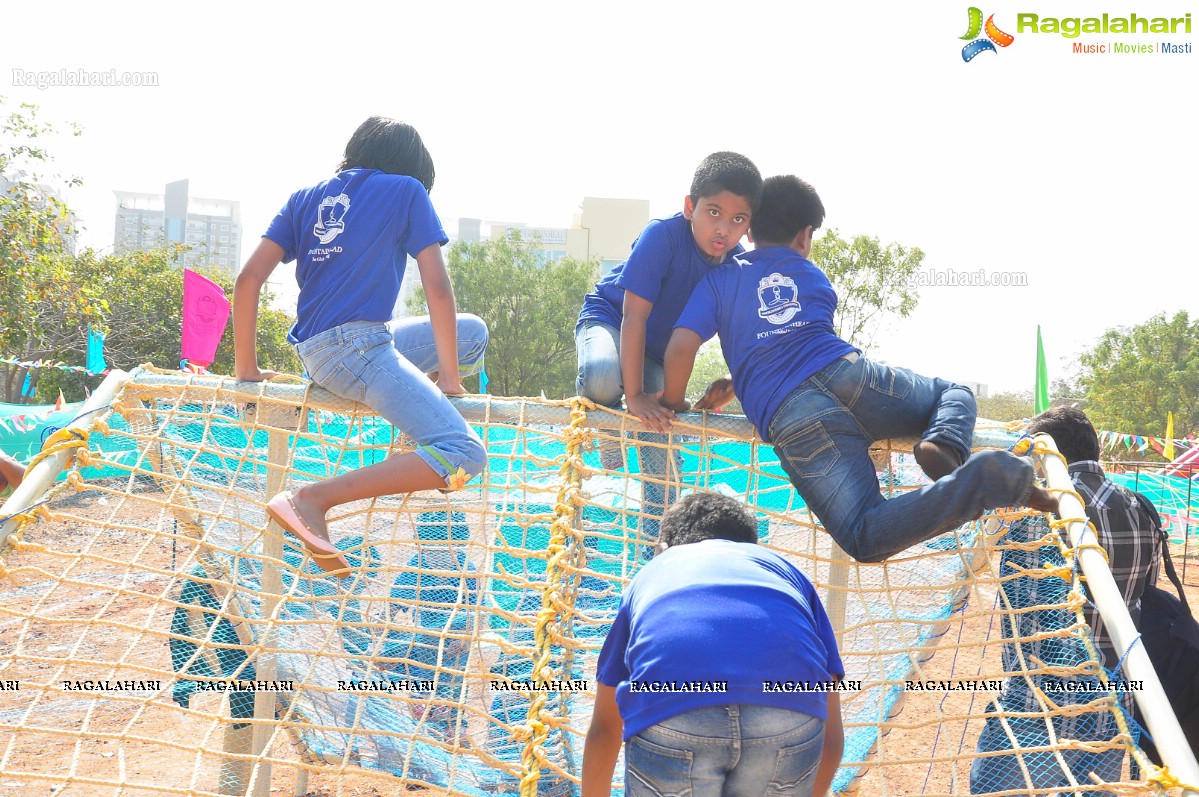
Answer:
[
  {"left": 581, "top": 683, "right": 623, "bottom": 797},
  {"left": 232, "top": 240, "right": 285, "bottom": 381},
  {"left": 813, "top": 692, "right": 844, "bottom": 796},
  {"left": 621, "top": 292, "right": 675, "bottom": 431},
  {"left": 659, "top": 328, "right": 702, "bottom": 412},
  {"left": 414, "top": 243, "right": 465, "bottom": 395},
  {"left": 0, "top": 451, "right": 25, "bottom": 492}
]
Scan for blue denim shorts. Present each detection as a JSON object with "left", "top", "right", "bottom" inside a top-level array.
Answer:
[
  {"left": 626, "top": 704, "right": 825, "bottom": 797},
  {"left": 294, "top": 320, "right": 486, "bottom": 485}
]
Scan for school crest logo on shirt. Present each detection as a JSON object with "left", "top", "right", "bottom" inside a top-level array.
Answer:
[
  {"left": 313, "top": 193, "right": 350, "bottom": 244},
  {"left": 757, "top": 273, "right": 802, "bottom": 324}
]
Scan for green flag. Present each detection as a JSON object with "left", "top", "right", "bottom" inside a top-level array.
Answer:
[{"left": 1034, "top": 325, "right": 1049, "bottom": 414}]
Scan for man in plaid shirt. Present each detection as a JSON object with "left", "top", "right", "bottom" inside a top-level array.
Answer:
[
  {"left": 1029, "top": 406, "right": 1162, "bottom": 669},
  {"left": 971, "top": 407, "right": 1161, "bottom": 795}
]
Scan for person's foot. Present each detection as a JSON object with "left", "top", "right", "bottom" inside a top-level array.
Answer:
[
  {"left": 265, "top": 489, "right": 348, "bottom": 573},
  {"left": 1027, "top": 485, "right": 1059, "bottom": 515},
  {"left": 599, "top": 442, "right": 625, "bottom": 471},
  {"left": 914, "top": 440, "right": 964, "bottom": 481}
]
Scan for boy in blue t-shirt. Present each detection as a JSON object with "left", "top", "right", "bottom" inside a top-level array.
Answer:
[
  {"left": 659, "top": 176, "right": 1058, "bottom": 563},
  {"left": 582, "top": 492, "right": 844, "bottom": 797},
  {"left": 575, "top": 152, "right": 762, "bottom": 539}
]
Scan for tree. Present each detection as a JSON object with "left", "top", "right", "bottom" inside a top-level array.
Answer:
[
  {"left": 1079, "top": 311, "right": 1199, "bottom": 444},
  {"left": 1, "top": 98, "right": 298, "bottom": 404},
  {"left": 0, "top": 98, "right": 104, "bottom": 403},
  {"left": 811, "top": 229, "right": 923, "bottom": 349},
  {"left": 976, "top": 391, "right": 1034, "bottom": 422},
  {"left": 34, "top": 248, "right": 301, "bottom": 403},
  {"left": 408, "top": 235, "right": 596, "bottom": 398}
]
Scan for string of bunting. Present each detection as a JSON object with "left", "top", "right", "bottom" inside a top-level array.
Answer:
[
  {"left": 1097, "top": 429, "right": 1196, "bottom": 456},
  {"left": 0, "top": 355, "right": 105, "bottom": 375}
]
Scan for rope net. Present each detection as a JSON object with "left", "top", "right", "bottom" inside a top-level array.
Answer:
[{"left": 0, "top": 368, "right": 1187, "bottom": 796}]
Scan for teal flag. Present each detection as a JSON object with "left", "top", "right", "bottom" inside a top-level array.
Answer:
[
  {"left": 479, "top": 368, "right": 489, "bottom": 395},
  {"left": 1034, "top": 325, "right": 1049, "bottom": 414},
  {"left": 86, "top": 324, "right": 107, "bottom": 375}
]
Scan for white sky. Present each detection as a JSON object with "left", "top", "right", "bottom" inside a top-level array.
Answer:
[{"left": 5, "top": 0, "right": 1196, "bottom": 394}]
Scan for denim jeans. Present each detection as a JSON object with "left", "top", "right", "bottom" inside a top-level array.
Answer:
[
  {"left": 294, "top": 317, "right": 488, "bottom": 486},
  {"left": 768, "top": 355, "right": 1034, "bottom": 563},
  {"left": 575, "top": 322, "right": 679, "bottom": 541},
  {"left": 626, "top": 704, "right": 825, "bottom": 797}
]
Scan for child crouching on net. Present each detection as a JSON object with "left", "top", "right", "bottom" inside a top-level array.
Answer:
[
  {"left": 233, "top": 117, "right": 488, "bottom": 573},
  {"left": 583, "top": 492, "right": 844, "bottom": 797},
  {"left": 659, "top": 175, "right": 1057, "bottom": 563}
]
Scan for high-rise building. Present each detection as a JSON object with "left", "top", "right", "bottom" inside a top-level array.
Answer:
[
  {"left": 569, "top": 197, "right": 650, "bottom": 276},
  {"left": 114, "top": 179, "right": 242, "bottom": 274},
  {"left": 961, "top": 381, "right": 990, "bottom": 399}
]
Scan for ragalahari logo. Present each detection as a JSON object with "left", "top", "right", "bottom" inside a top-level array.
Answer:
[{"left": 960, "top": 7, "right": 1015, "bottom": 61}]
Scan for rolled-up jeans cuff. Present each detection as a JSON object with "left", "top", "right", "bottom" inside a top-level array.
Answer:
[{"left": 419, "top": 447, "right": 478, "bottom": 492}]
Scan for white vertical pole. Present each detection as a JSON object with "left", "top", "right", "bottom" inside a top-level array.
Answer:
[
  {"left": 243, "top": 400, "right": 301, "bottom": 797},
  {"left": 825, "top": 544, "right": 850, "bottom": 639}
]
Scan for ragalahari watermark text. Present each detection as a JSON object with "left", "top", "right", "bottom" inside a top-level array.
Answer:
[{"left": 11, "top": 68, "right": 159, "bottom": 90}]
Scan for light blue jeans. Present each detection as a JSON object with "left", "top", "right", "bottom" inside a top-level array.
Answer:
[
  {"left": 768, "top": 355, "right": 1035, "bottom": 563},
  {"left": 575, "top": 321, "right": 679, "bottom": 540},
  {"left": 626, "top": 704, "right": 825, "bottom": 797},
  {"left": 294, "top": 316, "right": 488, "bottom": 486}
]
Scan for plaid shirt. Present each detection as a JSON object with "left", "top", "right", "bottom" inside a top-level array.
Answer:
[
  {"left": 991, "top": 464, "right": 1162, "bottom": 723},
  {"left": 1069, "top": 460, "right": 1162, "bottom": 668}
]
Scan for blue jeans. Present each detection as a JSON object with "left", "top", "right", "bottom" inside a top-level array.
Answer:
[
  {"left": 768, "top": 355, "right": 1034, "bottom": 563},
  {"left": 294, "top": 316, "right": 488, "bottom": 486},
  {"left": 575, "top": 322, "right": 679, "bottom": 540},
  {"left": 626, "top": 704, "right": 825, "bottom": 797}
]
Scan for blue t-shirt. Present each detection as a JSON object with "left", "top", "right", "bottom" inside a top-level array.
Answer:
[
  {"left": 264, "top": 168, "right": 448, "bottom": 344},
  {"left": 595, "top": 539, "right": 843, "bottom": 740},
  {"left": 675, "top": 246, "right": 858, "bottom": 442},
  {"left": 575, "top": 214, "right": 744, "bottom": 364}
]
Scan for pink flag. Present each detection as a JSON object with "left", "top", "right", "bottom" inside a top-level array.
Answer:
[{"left": 181, "top": 269, "right": 231, "bottom": 368}]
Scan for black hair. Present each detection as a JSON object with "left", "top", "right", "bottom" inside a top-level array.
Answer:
[
  {"left": 689, "top": 152, "right": 764, "bottom": 212},
  {"left": 749, "top": 175, "right": 826, "bottom": 246},
  {"left": 658, "top": 492, "right": 759, "bottom": 548},
  {"left": 337, "top": 116, "right": 435, "bottom": 192},
  {"left": 1027, "top": 406, "right": 1101, "bottom": 464}
]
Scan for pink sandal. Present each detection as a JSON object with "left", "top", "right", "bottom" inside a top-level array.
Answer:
[{"left": 265, "top": 491, "right": 350, "bottom": 574}]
